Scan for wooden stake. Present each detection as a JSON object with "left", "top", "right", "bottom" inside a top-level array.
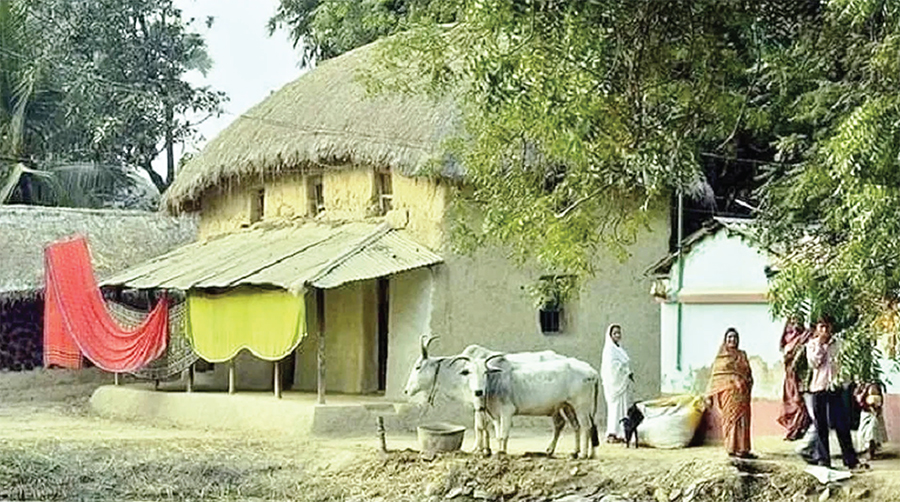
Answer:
[
  {"left": 316, "top": 288, "right": 326, "bottom": 405},
  {"left": 377, "top": 416, "right": 387, "bottom": 453},
  {"left": 228, "top": 360, "right": 236, "bottom": 395}
]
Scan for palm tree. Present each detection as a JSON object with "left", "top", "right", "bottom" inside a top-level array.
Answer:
[{"left": 0, "top": 0, "right": 158, "bottom": 210}]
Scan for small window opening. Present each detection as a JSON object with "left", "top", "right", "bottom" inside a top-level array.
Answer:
[
  {"left": 531, "top": 275, "right": 576, "bottom": 334},
  {"left": 376, "top": 169, "right": 393, "bottom": 214},
  {"left": 250, "top": 188, "right": 265, "bottom": 223},
  {"left": 309, "top": 175, "right": 324, "bottom": 216}
]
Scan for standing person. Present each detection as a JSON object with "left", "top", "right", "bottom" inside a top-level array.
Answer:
[
  {"left": 601, "top": 323, "right": 633, "bottom": 444},
  {"left": 777, "top": 316, "right": 812, "bottom": 440},
  {"left": 707, "top": 327, "right": 756, "bottom": 459},
  {"left": 806, "top": 317, "right": 864, "bottom": 470}
]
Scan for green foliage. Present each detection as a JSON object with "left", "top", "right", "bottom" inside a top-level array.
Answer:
[
  {"left": 268, "top": 0, "right": 459, "bottom": 67},
  {"left": 365, "top": 1, "right": 789, "bottom": 277},
  {"left": 278, "top": 0, "right": 900, "bottom": 377},
  {"left": 523, "top": 275, "right": 578, "bottom": 310},
  {"left": 0, "top": 0, "right": 225, "bottom": 207},
  {"left": 758, "top": 1, "right": 900, "bottom": 381}
]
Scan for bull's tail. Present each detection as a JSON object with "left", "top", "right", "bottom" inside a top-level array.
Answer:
[{"left": 590, "top": 378, "right": 599, "bottom": 448}]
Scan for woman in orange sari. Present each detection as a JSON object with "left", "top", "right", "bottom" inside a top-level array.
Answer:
[{"left": 707, "top": 327, "right": 756, "bottom": 459}]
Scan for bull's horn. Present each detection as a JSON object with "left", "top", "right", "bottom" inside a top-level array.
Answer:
[
  {"left": 484, "top": 353, "right": 505, "bottom": 371},
  {"left": 448, "top": 355, "right": 470, "bottom": 366},
  {"left": 421, "top": 334, "right": 439, "bottom": 358}
]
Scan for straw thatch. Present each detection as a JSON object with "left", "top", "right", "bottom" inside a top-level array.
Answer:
[
  {"left": 0, "top": 205, "right": 197, "bottom": 300},
  {"left": 164, "top": 40, "right": 461, "bottom": 214}
]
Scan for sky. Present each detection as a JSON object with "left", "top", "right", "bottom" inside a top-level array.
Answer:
[{"left": 151, "top": 0, "right": 304, "bottom": 176}]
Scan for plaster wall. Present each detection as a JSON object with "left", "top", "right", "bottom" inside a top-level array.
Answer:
[
  {"left": 387, "top": 175, "right": 448, "bottom": 250},
  {"left": 678, "top": 232, "right": 771, "bottom": 294},
  {"left": 384, "top": 267, "right": 435, "bottom": 400},
  {"left": 659, "top": 302, "right": 785, "bottom": 399},
  {"left": 292, "top": 282, "right": 376, "bottom": 394},
  {"left": 265, "top": 174, "right": 310, "bottom": 219},
  {"left": 424, "top": 206, "right": 669, "bottom": 426},
  {"left": 198, "top": 189, "right": 253, "bottom": 239},
  {"left": 322, "top": 169, "right": 374, "bottom": 220},
  {"left": 659, "top": 230, "right": 785, "bottom": 399}
]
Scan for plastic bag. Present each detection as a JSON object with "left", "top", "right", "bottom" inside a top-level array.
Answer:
[{"left": 636, "top": 394, "right": 706, "bottom": 449}]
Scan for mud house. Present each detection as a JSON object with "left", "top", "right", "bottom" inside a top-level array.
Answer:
[
  {"left": 102, "top": 40, "right": 669, "bottom": 429},
  {"left": 0, "top": 205, "right": 196, "bottom": 372}
]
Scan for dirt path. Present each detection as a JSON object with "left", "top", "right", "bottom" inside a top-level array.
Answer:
[{"left": 0, "top": 369, "right": 898, "bottom": 501}]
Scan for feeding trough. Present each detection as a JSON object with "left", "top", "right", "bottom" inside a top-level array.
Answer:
[{"left": 417, "top": 422, "right": 466, "bottom": 453}]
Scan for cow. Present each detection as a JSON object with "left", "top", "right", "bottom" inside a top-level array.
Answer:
[
  {"left": 403, "top": 335, "right": 577, "bottom": 456},
  {"left": 454, "top": 353, "right": 600, "bottom": 459}
]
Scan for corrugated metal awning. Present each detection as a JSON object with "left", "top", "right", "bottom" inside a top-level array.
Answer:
[{"left": 101, "top": 221, "right": 442, "bottom": 293}]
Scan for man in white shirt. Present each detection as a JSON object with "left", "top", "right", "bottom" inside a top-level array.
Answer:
[{"left": 807, "top": 317, "right": 861, "bottom": 470}]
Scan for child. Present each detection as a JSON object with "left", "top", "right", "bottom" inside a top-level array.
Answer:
[{"left": 855, "top": 383, "right": 887, "bottom": 460}]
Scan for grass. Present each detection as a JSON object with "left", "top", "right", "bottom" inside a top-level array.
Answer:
[{"left": 0, "top": 442, "right": 302, "bottom": 501}]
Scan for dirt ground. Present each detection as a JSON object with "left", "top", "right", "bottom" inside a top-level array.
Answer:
[{"left": 1, "top": 369, "right": 900, "bottom": 501}]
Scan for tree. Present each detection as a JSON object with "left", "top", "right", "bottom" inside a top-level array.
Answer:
[
  {"left": 274, "top": 1, "right": 900, "bottom": 378},
  {"left": 268, "top": 0, "right": 457, "bottom": 67},
  {"left": 363, "top": 2, "right": 813, "bottom": 275},
  {"left": 757, "top": 1, "right": 900, "bottom": 382},
  {"left": 51, "top": 0, "right": 226, "bottom": 192},
  {"left": 0, "top": 0, "right": 225, "bottom": 205}
]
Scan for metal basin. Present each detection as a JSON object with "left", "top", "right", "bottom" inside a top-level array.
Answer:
[{"left": 417, "top": 422, "right": 466, "bottom": 453}]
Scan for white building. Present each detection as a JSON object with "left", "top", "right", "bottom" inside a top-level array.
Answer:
[{"left": 647, "top": 218, "right": 786, "bottom": 400}]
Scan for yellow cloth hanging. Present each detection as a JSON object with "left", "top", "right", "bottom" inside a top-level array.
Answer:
[{"left": 187, "top": 287, "right": 306, "bottom": 362}]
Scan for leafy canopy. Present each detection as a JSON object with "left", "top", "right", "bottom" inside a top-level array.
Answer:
[
  {"left": 0, "top": 0, "right": 225, "bottom": 208},
  {"left": 275, "top": 0, "right": 900, "bottom": 379}
]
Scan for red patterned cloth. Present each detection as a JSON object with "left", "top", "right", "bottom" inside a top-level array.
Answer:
[{"left": 43, "top": 236, "right": 168, "bottom": 372}]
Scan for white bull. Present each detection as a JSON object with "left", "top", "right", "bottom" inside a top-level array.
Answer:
[
  {"left": 403, "top": 336, "right": 576, "bottom": 456},
  {"left": 456, "top": 353, "right": 600, "bottom": 459}
]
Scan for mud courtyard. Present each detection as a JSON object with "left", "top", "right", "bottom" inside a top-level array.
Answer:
[{"left": 1, "top": 369, "right": 899, "bottom": 501}]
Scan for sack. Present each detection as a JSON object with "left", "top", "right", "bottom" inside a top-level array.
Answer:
[{"left": 636, "top": 394, "right": 707, "bottom": 449}]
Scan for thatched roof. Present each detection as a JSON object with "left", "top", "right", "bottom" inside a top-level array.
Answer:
[
  {"left": 0, "top": 205, "right": 197, "bottom": 300},
  {"left": 164, "top": 40, "right": 461, "bottom": 214}
]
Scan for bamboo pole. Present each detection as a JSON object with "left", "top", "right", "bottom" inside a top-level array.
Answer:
[
  {"left": 316, "top": 288, "right": 326, "bottom": 405},
  {"left": 185, "top": 363, "right": 194, "bottom": 393},
  {"left": 274, "top": 359, "right": 282, "bottom": 399},
  {"left": 114, "top": 373, "right": 120, "bottom": 386},
  {"left": 228, "top": 360, "right": 236, "bottom": 395}
]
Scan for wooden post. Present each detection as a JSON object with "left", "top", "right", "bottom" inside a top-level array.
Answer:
[
  {"left": 377, "top": 416, "right": 387, "bottom": 453},
  {"left": 114, "top": 373, "right": 120, "bottom": 386},
  {"left": 316, "top": 288, "right": 326, "bottom": 405},
  {"left": 228, "top": 360, "right": 236, "bottom": 395},
  {"left": 185, "top": 363, "right": 194, "bottom": 393},
  {"left": 274, "top": 359, "right": 282, "bottom": 399}
]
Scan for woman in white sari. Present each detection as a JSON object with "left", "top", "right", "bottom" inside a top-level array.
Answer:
[{"left": 601, "top": 323, "right": 633, "bottom": 443}]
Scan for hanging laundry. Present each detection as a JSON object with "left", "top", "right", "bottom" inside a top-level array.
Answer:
[
  {"left": 187, "top": 287, "right": 306, "bottom": 362},
  {"left": 108, "top": 301, "right": 199, "bottom": 380},
  {"left": 43, "top": 236, "right": 168, "bottom": 372}
]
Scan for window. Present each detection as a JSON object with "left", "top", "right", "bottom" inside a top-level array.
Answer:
[
  {"left": 529, "top": 275, "right": 576, "bottom": 334},
  {"left": 308, "top": 175, "right": 324, "bottom": 216},
  {"left": 249, "top": 188, "right": 265, "bottom": 223},
  {"left": 375, "top": 169, "right": 393, "bottom": 215},
  {"left": 539, "top": 308, "right": 562, "bottom": 334}
]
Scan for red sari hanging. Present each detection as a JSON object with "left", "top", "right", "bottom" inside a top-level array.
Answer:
[{"left": 43, "top": 236, "right": 168, "bottom": 372}]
